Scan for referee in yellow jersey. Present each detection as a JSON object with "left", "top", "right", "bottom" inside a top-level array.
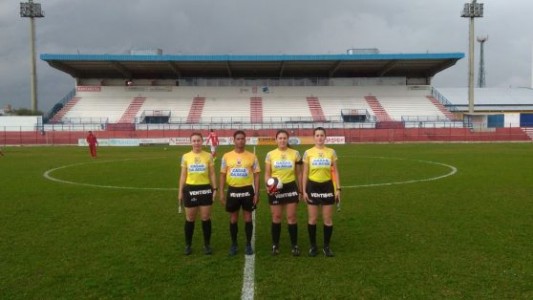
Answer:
[
  {"left": 265, "top": 129, "right": 302, "bottom": 256},
  {"left": 178, "top": 132, "right": 217, "bottom": 255},
  {"left": 302, "top": 127, "right": 341, "bottom": 257},
  {"left": 219, "top": 130, "right": 261, "bottom": 256}
]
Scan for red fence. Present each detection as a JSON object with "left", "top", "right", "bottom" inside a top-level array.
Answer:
[{"left": 1, "top": 127, "right": 530, "bottom": 145}]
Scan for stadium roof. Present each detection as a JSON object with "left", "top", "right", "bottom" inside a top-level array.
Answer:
[
  {"left": 41, "top": 53, "right": 464, "bottom": 80},
  {"left": 437, "top": 87, "right": 533, "bottom": 111}
]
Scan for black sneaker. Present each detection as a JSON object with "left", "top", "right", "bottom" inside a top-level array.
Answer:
[
  {"left": 184, "top": 245, "right": 192, "bottom": 256},
  {"left": 291, "top": 245, "right": 301, "bottom": 257},
  {"left": 228, "top": 244, "right": 238, "bottom": 256},
  {"left": 271, "top": 245, "right": 280, "bottom": 256},
  {"left": 245, "top": 244, "right": 254, "bottom": 255},
  {"left": 323, "top": 246, "right": 334, "bottom": 257},
  {"left": 308, "top": 246, "right": 318, "bottom": 257},
  {"left": 204, "top": 245, "right": 212, "bottom": 255}
]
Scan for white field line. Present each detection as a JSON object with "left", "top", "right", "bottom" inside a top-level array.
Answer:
[
  {"left": 341, "top": 156, "right": 458, "bottom": 189},
  {"left": 43, "top": 158, "right": 177, "bottom": 191},
  {"left": 241, "top": 210, "right": 256, "bottom": 300}
]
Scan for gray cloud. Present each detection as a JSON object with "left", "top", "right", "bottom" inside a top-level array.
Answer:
[{"left": 1, "top": 0, "right": 532, "bottom": 111}]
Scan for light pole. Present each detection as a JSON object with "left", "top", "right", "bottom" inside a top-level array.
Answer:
[
  {"left": 20, "top": 0, "right": 44, "bottom": 113},
  {"left": 461, "top": 0, "right": 483, "bottom": 114},
  {"left": 477, "top": 36, "right": 488, "bottom": 88}
]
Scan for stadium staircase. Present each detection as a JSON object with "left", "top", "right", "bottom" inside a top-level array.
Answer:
[
  {"left": 306, "top": 97, "right": 327, "bottom": 122},
  {"left": 427, "top": 96, "right": 456, "bottom": 120},
  {"left": 250, "top": 97, "right": 263, "bottom": 123},
  {"left": 365, "top": 96, "right": 404, "bottom": 129},
  {"left": 186, "top": 97, "right": 206, "bottom": 123},
  {"left": 49, "top": 97, "right": 80, "bottom": 123},
  {"left": 364, "top": 96, "right": 393, "bottom": 121},
  {"left": 117, "top": 97, "right": 146, "bottom": 123},
  {"left": 522, "top": 127, "right": 533, "bottom": 140}
]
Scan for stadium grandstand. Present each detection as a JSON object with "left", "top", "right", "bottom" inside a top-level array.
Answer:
[{"left": 1, "top": 50, "right": 533, "bottom": 144}]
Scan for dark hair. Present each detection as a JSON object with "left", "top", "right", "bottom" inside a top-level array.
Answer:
[
  {"left": 313, "top": 127, "right": 326, "bottom": 136},
  {"left": 190, "top": 132, "right": 203, "bottom": 139},
  {"left": 233, "top": 130, "right": 246, "bottom": 138},
  {"left": 275, "top": 129, "right": 289, "bottom": 139}
]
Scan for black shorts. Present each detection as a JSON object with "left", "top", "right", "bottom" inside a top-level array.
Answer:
[
  {"left": 226, "top": 185, "right": 255, "bottom": 213},
  {"left": 183, "top": 184, "right": 214, "bottom": 207},
  {"left": 268, "top": 181, "right": 299, "bottom": 205},
  {"left": 306, "top": 180, "right": 335, "bottom": 206}
]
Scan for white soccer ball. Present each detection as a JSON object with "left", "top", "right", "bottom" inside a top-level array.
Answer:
[{"left": 266, "top": 177, "right": 283, "bottom": 194}]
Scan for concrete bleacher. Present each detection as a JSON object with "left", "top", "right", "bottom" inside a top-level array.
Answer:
[
  {"left": 50, "top": 84, "right": 457, "bottom": 128},
  {"left": 140, "top": 97, "right": 192, "bottom": 123},
  {"left": 62, "top": 96, "right": 131, "bottom": 124},
  {"left": 201, "top": 97, "right": 250, "bottom": 123},
  {"left": 377, "top": 96, "right": 447, "bottom": 121}
]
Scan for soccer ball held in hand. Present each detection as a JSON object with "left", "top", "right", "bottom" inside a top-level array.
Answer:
[{"left": 266, "top": 177, "right": 283, "bottom": 194}]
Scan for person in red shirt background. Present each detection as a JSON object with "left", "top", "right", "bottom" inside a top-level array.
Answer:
[
  {"left": 206, "top": 129, "right": 220, "bottom": 161},
  {"left": 86, "top": 131, "right": 98, "bottom": 158}
]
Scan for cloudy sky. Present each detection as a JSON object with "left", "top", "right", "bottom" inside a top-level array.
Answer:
[{"left": 1, "top": 0, "right": 532, "bottom": 111}]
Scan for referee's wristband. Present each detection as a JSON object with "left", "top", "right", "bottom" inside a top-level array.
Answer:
[
  {"left": 212, "top": 188, "right": 218, "bottom": 191},
  {"left": 336, "top": 188, "right": 342, "bottom": 191}
]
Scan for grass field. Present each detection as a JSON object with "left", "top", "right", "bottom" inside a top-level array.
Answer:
[{"left": 1, "top": 143, "right": 532, "bottom": 299}]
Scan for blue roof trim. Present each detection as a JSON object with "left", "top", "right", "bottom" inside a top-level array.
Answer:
[{"left": 41, "top": 53, "right": 464, "bottom": 62}]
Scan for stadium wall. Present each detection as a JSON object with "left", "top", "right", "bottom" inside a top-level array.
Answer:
[{"left": 1, "top": 127, "right": 530, "bottom": 146}]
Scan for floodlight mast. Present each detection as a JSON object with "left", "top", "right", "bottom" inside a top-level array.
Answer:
[
  {"left": 477, "top": 36, "right": 488, "bottom": 88},
  {"left": 20, "top": 0, "right": 44, "bottom": 112},
  {"left": 461, "top": 0, "right": 484, "bottom": 114}
]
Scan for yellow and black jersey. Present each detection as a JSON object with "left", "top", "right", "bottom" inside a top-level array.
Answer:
[
  {"left": 302, "top": 146, "right": 338, "bottom": 183},
  {"left": 265, "top": 148, "right": 301, "bottom": 184},
  {"left": 221, "top": 150, "right": 260, "bottom": 187},
  {"left": 181, "top": 150, "right": 213, "bottom": 185}
]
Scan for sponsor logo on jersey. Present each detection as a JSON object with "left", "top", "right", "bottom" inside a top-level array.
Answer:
[
  {"left": 311, "top": 158, "right": 331, "bottom": 167},
  {"left": 189, "top": 164, "right": 207, "bottom": 173},
  {"left": 230, "top": 168, "right": 249, "bottom": 178},
  {"left": 273, "top": 160, "right": 293, "bottom": 169}
]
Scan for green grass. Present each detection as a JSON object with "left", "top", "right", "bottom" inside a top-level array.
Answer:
[{"left": 1, "top": 143, "right": 532, "bottom": 299}]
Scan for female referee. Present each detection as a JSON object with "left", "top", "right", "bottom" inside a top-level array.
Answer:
[
  {"left": 178, "top": 132, "right": 217, "bottom": 255},
  {"left": 302, "top": 127, "right": 340, "bottom": 257},
  {"left": 265, "top": 129, "right": 302, "bottom": 256},
  {"left": 219, "top": 130, "right": 261, "bottom": 256}
]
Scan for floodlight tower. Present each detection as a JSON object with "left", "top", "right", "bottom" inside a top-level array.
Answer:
[
  {"left": 20, "top": 0, "right": 45, "bottom": 112},
  {"left": 477, "top": 36, "right": 488, "bottom": 88},
  {"left": 461, "top": 0, "right": 484, "bottom": 113}
]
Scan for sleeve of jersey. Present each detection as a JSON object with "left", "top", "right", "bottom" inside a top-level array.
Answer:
[
  {"left": 264, "top": 152, "right": 271, "bottom": 164},
  {"left": 332, "top": 149, "right": 338, "bottom": 162},
  {"left": 220, "top": 156, "right": 227, "bottom": 173},
  {"left": 180, "top": 155, "right": 187, "bottom": 168},
  {"left": 295, "top": 150, "right": 302, "bottom": 164},
  {"left": 253, "top": 156, "right": 261, "bottom": 173},
  {"left": 302, "top": 150, "right": 309, "bottom": 164}
]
